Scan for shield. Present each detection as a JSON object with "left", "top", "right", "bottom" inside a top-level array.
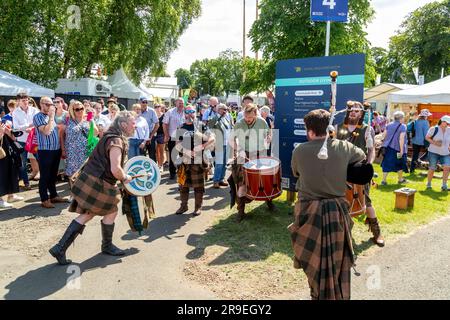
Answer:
[{"left": 123, "top": 156, "right": 161, "bottom": 196}]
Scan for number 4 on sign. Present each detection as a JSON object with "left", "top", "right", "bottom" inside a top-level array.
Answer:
[{"left": 323, "top": 0, "right": 336, "bottom": 10}]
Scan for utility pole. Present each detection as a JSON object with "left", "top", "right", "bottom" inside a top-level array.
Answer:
[{"left": 243, "top": 0, "right": 246, "bottom": 81}]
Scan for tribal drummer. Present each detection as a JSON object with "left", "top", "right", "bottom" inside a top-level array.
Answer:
[
  {"left": 289, "top": 109, "right": 367, "bottom": 300},
  {"left": 175, "top": 104, "right": 215, "bottom": 216},
  {"left": 336, "top": 101, "right": 385, "bottom": 247},
  {"left": 49, "top": 111, "right": 136, "bottom": 265},
  {"left": 229, "top": 103, "right": 276, "bottom": 222}
]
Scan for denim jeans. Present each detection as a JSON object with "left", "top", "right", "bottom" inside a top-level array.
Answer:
[
  {"left": 128, "top": 139, "right": 146, "bottom": 159},
  {"left": 37, "top": 149, "right": 61, "bottom": 202},
  {"left": 213, "top": 145, "right": 228, "bottom": 183},
  {"left": 18, "top": 142, "right": 29, "bottom": 186}
]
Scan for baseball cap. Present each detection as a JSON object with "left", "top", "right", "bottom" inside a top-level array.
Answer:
[
  {"left": 441, "top": 115, "right": 450, "bottom": 124},
  {"left": 139, "top": 97, "right": 148, "bottom": 102}
]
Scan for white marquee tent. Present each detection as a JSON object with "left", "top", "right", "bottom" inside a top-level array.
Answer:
[
  {"left": 0, "top": 69, "right": 55, "bottom": 98},
  {"left": 388, "top": 76, "right": 450, "bottom": 104},
  {"left": 108, "top": 68, "right": 148, "bottom": 100}
]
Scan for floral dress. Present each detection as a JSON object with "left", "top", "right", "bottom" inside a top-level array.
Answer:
[{"left": 65, "top": 119, "right": 89, "bottom": 176}]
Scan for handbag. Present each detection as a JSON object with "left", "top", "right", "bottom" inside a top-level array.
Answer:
[{"left": 25, "top": 127, "right": 38, "bottom": 154}]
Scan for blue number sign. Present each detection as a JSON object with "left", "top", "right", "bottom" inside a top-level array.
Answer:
[{"left": 311, "top": 0, "right": 349, "bottom": 22}]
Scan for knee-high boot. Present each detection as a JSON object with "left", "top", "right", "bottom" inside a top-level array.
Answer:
[
  {"left": 101, "top": 221, "right": 125, "bottom": 256},
  {"left": 49, "top": 219, "right": 85, "bottom": 265},
  {"left": 236, "top": 197, "right": 246, "bottom": 223},
  {"left": 193, "top": 189, "right": 204, "bottom": 216},
  {"left": 176, "top": 187, "right": 189, "bottom": 214},
  {"left": 365, "top": 217, "right": 385, "bottom": 247}
]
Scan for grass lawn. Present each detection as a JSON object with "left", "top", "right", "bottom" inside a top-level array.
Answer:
[{"left": 184, "top": 164, "right": 449, "bottom": 299}]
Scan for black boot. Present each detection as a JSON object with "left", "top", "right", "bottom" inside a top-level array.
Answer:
[
  {"left": 49, "top": 220, "right": 85, "bottom": 265},
  {"left": 236, "top": 197, "right": 246, "bottom": 223},
  {"left": 266, "top": 200, "right": 276, "bottom": 212},
  {"left": 101, "top": 221, "right": 125, "bottom": 256},
  {"left": 365, "top": 217, "right": 385, "bottom": 247},
  {"left": 176, "top": 188, "right": 189, "bottom": 215},
  {"left": 193, "top": 191, "right": 204, "bottom": 216}
]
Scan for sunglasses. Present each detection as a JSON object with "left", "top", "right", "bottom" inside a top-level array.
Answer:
[
  {"left": 141, "top": 101, "right": 148, "bottom": 104},
  {"left": 184, "top": 109, "right": 195, "bottom": 114},
  {"left": 74, "top": 108, "right": 84, "bottom": 112},
  {"left": 43, "top": 103, "right": 54, "bottom": 107}
]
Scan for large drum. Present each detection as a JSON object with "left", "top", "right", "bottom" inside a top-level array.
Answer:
[
  {"left": 243, "top": 157, "right": 282, "bottom": 201},
  {"left": 123, "top": 156, "right": 161, "bottom": 196},
  {"left": 345, "top": 183, "right": 366, "bottom": 217}
]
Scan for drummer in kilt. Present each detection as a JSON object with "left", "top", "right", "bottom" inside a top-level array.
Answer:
[
  {"left": 229, "top": 103, "right": 275, "bottom": 223},
  {"left": 175, "top": 104, "right": 215, "bottom": 216},
  {"left": 289, "top": 109, "right": 366, "bottom": 300},
  {"left": 49, "top": 111, "right": 136, "bottom": 265},
  {"left": 336, "top": 101, "right": 385, "bottom": 247}
]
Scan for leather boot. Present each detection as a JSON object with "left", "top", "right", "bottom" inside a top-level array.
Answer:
[
  {"left": 266, "top": 200, "right": 276, "bottom": 212},
  {"left": 176, "top": 188, "right": 189, "bottom": 214},
  {"left": 101, "top": 221, "right": 125, "bottom": 256},
  {"left": 236, "top": 197, "right": 246, "bottom": 223},
  {"left": 193, "top": 191, "right": 204, "bottom": 216},
  {"left": 49, "top": 220, "right": 85, "bottom": 265},
  {"left": 365, "top": 217, "right": 385, "bottom": 247}
]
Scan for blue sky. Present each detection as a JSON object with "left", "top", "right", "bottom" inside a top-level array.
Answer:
[{"left": 166, "top": 0, "right": 438, "bottom": 76}]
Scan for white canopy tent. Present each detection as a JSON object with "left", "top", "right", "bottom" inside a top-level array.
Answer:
[
  {"left": 388, "top": 76, "right": 450, "bottom": 104},
  {"left": 142, "top": 77, "right": 179, "bottom": 100},
  {"left": 108, "top": 68, "right": 148, "bottom": 100},
  {"left": 0, "top": 69, "right": 55, "bottom": 98}
]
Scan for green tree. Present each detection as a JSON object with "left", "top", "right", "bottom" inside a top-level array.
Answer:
[
  {"left": 0, "top": 0, "right": 201, "bottom": 88},
  {"left": 248, "top": 0, "right": 375, "bottom": 90},
  {"left": 388, "top": 0, "right": 449, "bottom": 83},
  {"left": 175, "top": 68, "right": 193, "bottom": 89}
]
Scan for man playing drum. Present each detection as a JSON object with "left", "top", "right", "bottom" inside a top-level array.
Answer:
[
  {"left": 336, "top": 101, "right": 385, "bottom": 247},
  {"left": 175, "top": 105, "right": 215, "bottom": 216},
  {"left": 289, "top": 109, "right": 366, "bottom": 300},
  {"left": 49, "top": 111, "right": 136, "bottom": 265},
  {"left": 230, "top": 103, "right": 275, "bottom": 222}
]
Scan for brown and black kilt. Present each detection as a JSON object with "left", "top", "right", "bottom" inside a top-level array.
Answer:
[
  {"left": 179, "top": 164, "right": 205, "bottom": 189},
  {"left": 288, "top": 197, "right": 354, "bottom": 300},
  {"left": 69, "top": 171, "right": 121, "bottom": 216}
]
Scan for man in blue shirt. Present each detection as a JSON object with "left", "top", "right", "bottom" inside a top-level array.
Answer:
[
  {"left": 407, "top": 109, "right": 431, "bottom": 173},
  {"left": 139, "top": 97, "right": 159, "bottom": 161},
  {"left": 33, "top": 97, "right": 68, "bottom": 208}
]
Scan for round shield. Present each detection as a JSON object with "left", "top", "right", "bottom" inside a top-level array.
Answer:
[{"left": 123, "top": 156, "right": 161, "bottom": 196}]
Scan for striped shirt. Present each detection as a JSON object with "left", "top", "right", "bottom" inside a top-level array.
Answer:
[{"left": 33, "top": 112, "right": 60, "bottom": 151}]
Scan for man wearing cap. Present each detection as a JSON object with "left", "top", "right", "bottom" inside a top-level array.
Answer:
[
  {"left": 425, "top": 115, "right": 450, "bottom": 191},
  {"left": 12, "top": 92, "right": 39, "bottom": 190},
  {"left": 208, "top": 103, "right": 232, "bottom": 188},
  {"left": 139, "top": 97, "right": 159, "bottom": 161},
  {"left": 408, "top": 109, "right": 432, "bottom": 173},
  {"left": 336, "top": 101, "right": 384, "bottom": 247}
]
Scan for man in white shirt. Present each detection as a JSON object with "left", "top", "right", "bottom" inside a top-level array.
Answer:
[
  {"left": 163, "top": 98, "right": 185, "bottom": 179},
  {"left": 425, "top": 115, "right": 450, "bottom": 191},
  {"left": 12, "top": 92, "right": 39, "bottom": 190},
  {"left": 202, "top": 96, "right": 219, "bottom": 125},
  {"left": 139, "top": 97, "right": 159, "bottom": 162}
]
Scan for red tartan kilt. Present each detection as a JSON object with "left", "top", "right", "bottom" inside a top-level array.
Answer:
[{"left": 69, "top": 172, "right": 121, "bottom": 216}]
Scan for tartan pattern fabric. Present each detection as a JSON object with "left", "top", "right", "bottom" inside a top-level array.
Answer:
[
  {"left": 231, "top": 163, "right": 245, "bottom": 187},
  {"left": 178, "top": 164, "right": 205, "bottom": 189},
  {"left": 288, "top": 197, "right": 354, "bottom": 300},
  {"left": 69, "top": 171, "right": 120, "bottom": 216},
  {"left": 122, "top": 191, "right": 155, "bottom": 235}
]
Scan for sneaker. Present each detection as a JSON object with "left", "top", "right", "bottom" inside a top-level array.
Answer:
[
  {"left": 213, "top": 182, "right": 220, "bottom": 189},
  {"left": 398, "top": 179, "right": 408, "bottom": 184},
  {"left": 381, "top": 181, "right": 387, "bottom": 186},
  {"left": 7, "top": 195, "right": 24, "bottom": 203},
  {"left": 426, "top": 183, "right": 432, "bottom": 189},
  {"left": 442, "top": 185, "right": 448, "bottom": 192},
  {"left": 0, "top": 200, "right": 13, "bottom": 209}
]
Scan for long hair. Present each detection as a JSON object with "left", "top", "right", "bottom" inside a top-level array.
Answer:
[{"left": 105, "top": 110, "right": 135, "bottom": 149}]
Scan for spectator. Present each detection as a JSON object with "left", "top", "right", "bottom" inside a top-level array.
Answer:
[
  {"left": 372, "top": 111, "right": 387, "bottom": 134},
  {"left": 407, "top": 109, "right": 432, "bottom": 173},
  {"left": 97, "top": 98, "right": 105, "bottom": 110},
  {"left": 381, "top": 111, "right": 408, "bottom": 185},
  {"left": 425, "top": 115, "right": 450, "bottom": 191},
  {"left": 93, "top": 102, "right": 111, "bottom": 137},
  {"left": 82, "top": 100, "right": 91, "bottom": 109},
  {"left": 2, "top": 99, "right": 17, "bottom": 124},
  {"left": 237, "top": 96, "right": 260, "bottom": 122},
  {"left": 128, "top": 104, "right": 150, "bottom": 158},
  {"left": 155, "top": 104, "right": 167, "bottom": 172},
  {"left": 106, "top": 104, "right": 120, "bottom": 123},
  {"left": 12, "top": 92, "right": 39, "bottom": 191},
  {"left": 163, "top": 98, "right": 186, "bottom": 179},
  {"left": 0, "top": 122, "right": 23, "bottom": 208},
  {"left": 208, "top": 103, "right": 232, "bottom": 188},
  {"left": 260, "top": 105, "right": 274, "bottom": 156},
  {"left": 109, "top": 94, "right": 126, "bottom": 111},
  {"left": 202, "top": 96, "right": 219, "bottom": 125},
  {"left": 33, "top": 97, "right": 68, "bottom": 208},
  {"left": 139, "top": 97, "right": 159, "bottom": 162}
]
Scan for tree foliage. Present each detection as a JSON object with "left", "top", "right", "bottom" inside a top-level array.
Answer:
[
  {"left": 0, "top": 0, "right": 201, "bottom": 88},
  {"left": 385, "top": 0, "right": 449, "bottom": 83},
  {"left": 246, "top": 0, "right": 375, "bottom": 91}
]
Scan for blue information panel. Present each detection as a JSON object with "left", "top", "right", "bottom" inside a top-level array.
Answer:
[
  {"left": 274, "top": 54, "right": 365, "bottom": 191},
  {"left": 311, "top": 0, "right": 349, "bottom": 22}
]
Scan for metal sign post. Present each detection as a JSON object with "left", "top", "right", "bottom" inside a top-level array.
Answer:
[{"left": 325, "top": 21, "right": 331, "bottom": 56}]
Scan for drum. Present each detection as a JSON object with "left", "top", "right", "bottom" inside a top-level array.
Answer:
[
  {"left": 345, "top": 183, "right": 366, "bottom": 217},
  {"left": 123, "top": 156, "right": 161, "bottom": 196},
  {"left": 243, "top": 157, "right": 282, "bottom": 201}
]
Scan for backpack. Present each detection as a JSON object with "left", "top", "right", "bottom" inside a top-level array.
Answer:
[{"left": 424, "top": 126, "right": 438, "bottom": 148}]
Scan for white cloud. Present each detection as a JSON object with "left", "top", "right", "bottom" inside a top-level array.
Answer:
[{"left": 167, "top": 0, "right": 439, "bottom": 76}]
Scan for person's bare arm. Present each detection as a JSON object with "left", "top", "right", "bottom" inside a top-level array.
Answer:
[
  {"left": 110, "top": 146, "right": 131, "bottom": 183},
  {"left": 399, "top": 132, "right": 406, "bottom": 154}
]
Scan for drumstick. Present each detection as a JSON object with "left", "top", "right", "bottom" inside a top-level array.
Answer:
[{"left": 130, "top": 173, "right": 151, "bottom": 180}]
